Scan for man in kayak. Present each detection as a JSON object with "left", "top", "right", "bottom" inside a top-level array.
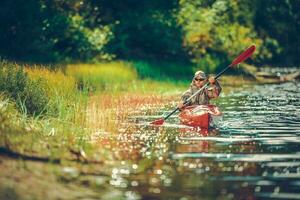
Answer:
[{"left": 178, "top": 70, "right": 222, "bottom": 109}]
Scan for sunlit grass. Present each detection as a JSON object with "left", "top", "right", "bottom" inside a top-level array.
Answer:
[
  {"left": 25, "top": 66, "right": 77, "bottom": 94},
  {"left": 79, "top": 71, "right": 187, "bottom": 133},
  {"left": 24, "top": 66, "right": 87, "bottom": 121},
  {"left": 87, "top": 93, "right": 170, "bottom": 132},
  {"left": 66, "top": 62, "right": 138, "bottom": 91}
]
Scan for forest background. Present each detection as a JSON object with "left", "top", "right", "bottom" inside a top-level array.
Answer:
[{"left": 0, "top": 0, "right": 299, "bottom": 70}]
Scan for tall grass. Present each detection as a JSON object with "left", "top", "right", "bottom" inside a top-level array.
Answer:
[
  {"left": 66, "top": 61, "right": 191, "bottom": 93},
  {"left": 25, "top": 67, "right": 76, "bottom": 94},
  {"left": 0, "top": 61, "right": 92, "bottom": 160},
  {"left": 0, "top": 62, "right": 50, "bottom": 116},
  {"left": 87, "top": 93, "right": 169, "bottom": 132},
  {"left": 66, "top": 62, "right": 138, "bottom": 92},
  {"left": 0, "top": 60, "right": 197, "bottom": 161},
  {"left": 24, "top": 66, "right": 85, "bottom": 120}
]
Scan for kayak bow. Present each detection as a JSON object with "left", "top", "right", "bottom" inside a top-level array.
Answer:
[{"left": 178, "top": 105, "right": 222, "bottom": 128}]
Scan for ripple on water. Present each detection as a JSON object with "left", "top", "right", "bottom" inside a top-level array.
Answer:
[
  {"left": 126, "top": 82, "right": 300, "bottom": 199},
  {"left": 169, "top": 82, "right": 300, "bottom": 198}
]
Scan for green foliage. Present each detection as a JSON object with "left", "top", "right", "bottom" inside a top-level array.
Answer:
[
  {"left": 47, "top": 13, "right": 114, "bottom": 61},
  {"left": 131, "top": 60, "right": 193, "bottom": 80},
  {"left": 0, "top": 0, "right": 114, "bottom": 62},
  {"left": 94, "top": 0, "right": 187, "bottom": 61},
  {"left": 177, "top": 0, "right": 263, "bottom": 71},
  {"left": 254, "top": 0, "right": 300, "bottom": 65},
  {"left": 0, "top": 62, "right": 49, "bottom": 116},
  {"left": 0, "top": 0, "right": 299, "bottom": 66},
  {"left": 195, "top": 53, "right": 225, "bottom": 74}
]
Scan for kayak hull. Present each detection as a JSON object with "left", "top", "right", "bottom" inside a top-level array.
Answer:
[{"left": 178, "top": 105, "right": 222, "bottom": 128}]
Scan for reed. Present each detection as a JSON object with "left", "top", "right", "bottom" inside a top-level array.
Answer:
[
  {"left": 25, "top": 66, "right": 76, "bottom": 94},
  {"left": 66, "top": 62, "right": 138, "bottom": 92},
  {"left": 86, "top": 92, "right": 172, "bottom": 133},
  {"left": 24, "top": 66, "right": 87, "bottom": 121}
]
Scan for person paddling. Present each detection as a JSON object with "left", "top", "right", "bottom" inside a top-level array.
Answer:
[
  {"left": 151, "top": 45, "right": 255, "bottom": 125},
  {"left": 178, "top": 70, "right": 222, "bottom": 110}
]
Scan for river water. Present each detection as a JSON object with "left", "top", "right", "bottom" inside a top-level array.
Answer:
[{"left": 110, "top": 81, "right": 300, "bottom": 200}]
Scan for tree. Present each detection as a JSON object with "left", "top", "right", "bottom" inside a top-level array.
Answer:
[
  {"left": 0, "top": 0, "right": 113, "bottom": 62},
  {"left": 254, "top": 0, "right": 300, "bottom": 65},
  {"left": 90, "top": 0, "right": 188, "bottom": 61},
  {"left": 177, "top": 0, "right": 263, "bottom": 72}
]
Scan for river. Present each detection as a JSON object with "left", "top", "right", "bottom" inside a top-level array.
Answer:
[{"left": 111, "top": 81, "right": 300, "bottom": 200}]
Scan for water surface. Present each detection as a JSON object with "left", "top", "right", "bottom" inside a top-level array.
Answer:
[{"left": 110, "top": 81, "right": 300, "bottom": 200}]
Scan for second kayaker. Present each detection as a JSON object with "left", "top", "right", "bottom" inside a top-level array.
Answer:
[{"left": 178, "top": 70, "right": 222, "bottom": 109}]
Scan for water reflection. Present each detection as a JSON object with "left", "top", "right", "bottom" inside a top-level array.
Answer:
[{"left": 100, "top": 82, "right": 300, "bottom": 199}]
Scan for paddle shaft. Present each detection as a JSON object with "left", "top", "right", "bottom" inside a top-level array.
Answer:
[{"left": 163, "top": 64, "right": 232, "bottom": 121}]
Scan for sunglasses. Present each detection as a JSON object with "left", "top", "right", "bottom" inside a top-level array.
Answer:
[{"left": 194, "top": 78, "right": 205, "bottom": 81}]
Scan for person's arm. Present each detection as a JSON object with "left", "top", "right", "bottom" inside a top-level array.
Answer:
[{"left": 178, "top": 90, "right": 192, "bottom": 109}]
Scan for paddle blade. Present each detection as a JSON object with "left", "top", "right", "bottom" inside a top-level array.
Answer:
[
  {"left": 150, "top": 118, "right": 165, "bottom": 125},
  {"left": 230, "top": 45, "right": 256, "bottom": 67}
]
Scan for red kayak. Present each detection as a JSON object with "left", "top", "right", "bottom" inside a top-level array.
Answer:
[{"left": 178, "top": 105, "right": 222, "bottom": 128}]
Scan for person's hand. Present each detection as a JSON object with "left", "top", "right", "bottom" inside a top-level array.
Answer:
[
  {"left": 208, "top": 77, "right": 216, "bottom": 84},
  {"left": 178, "top": 102, "right": 184, "bottom": 109}
]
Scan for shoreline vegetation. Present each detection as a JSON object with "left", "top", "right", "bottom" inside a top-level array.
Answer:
[
  {"left": 1, "top": 60, "right": 298, "bottom": 159},
  {"left": 0, "top": 60, "right": 299, "bottom": 199}
]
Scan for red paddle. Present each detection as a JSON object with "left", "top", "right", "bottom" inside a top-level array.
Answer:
[{"left": 150, "top": 45, "right": 256, "bottom": 125}]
